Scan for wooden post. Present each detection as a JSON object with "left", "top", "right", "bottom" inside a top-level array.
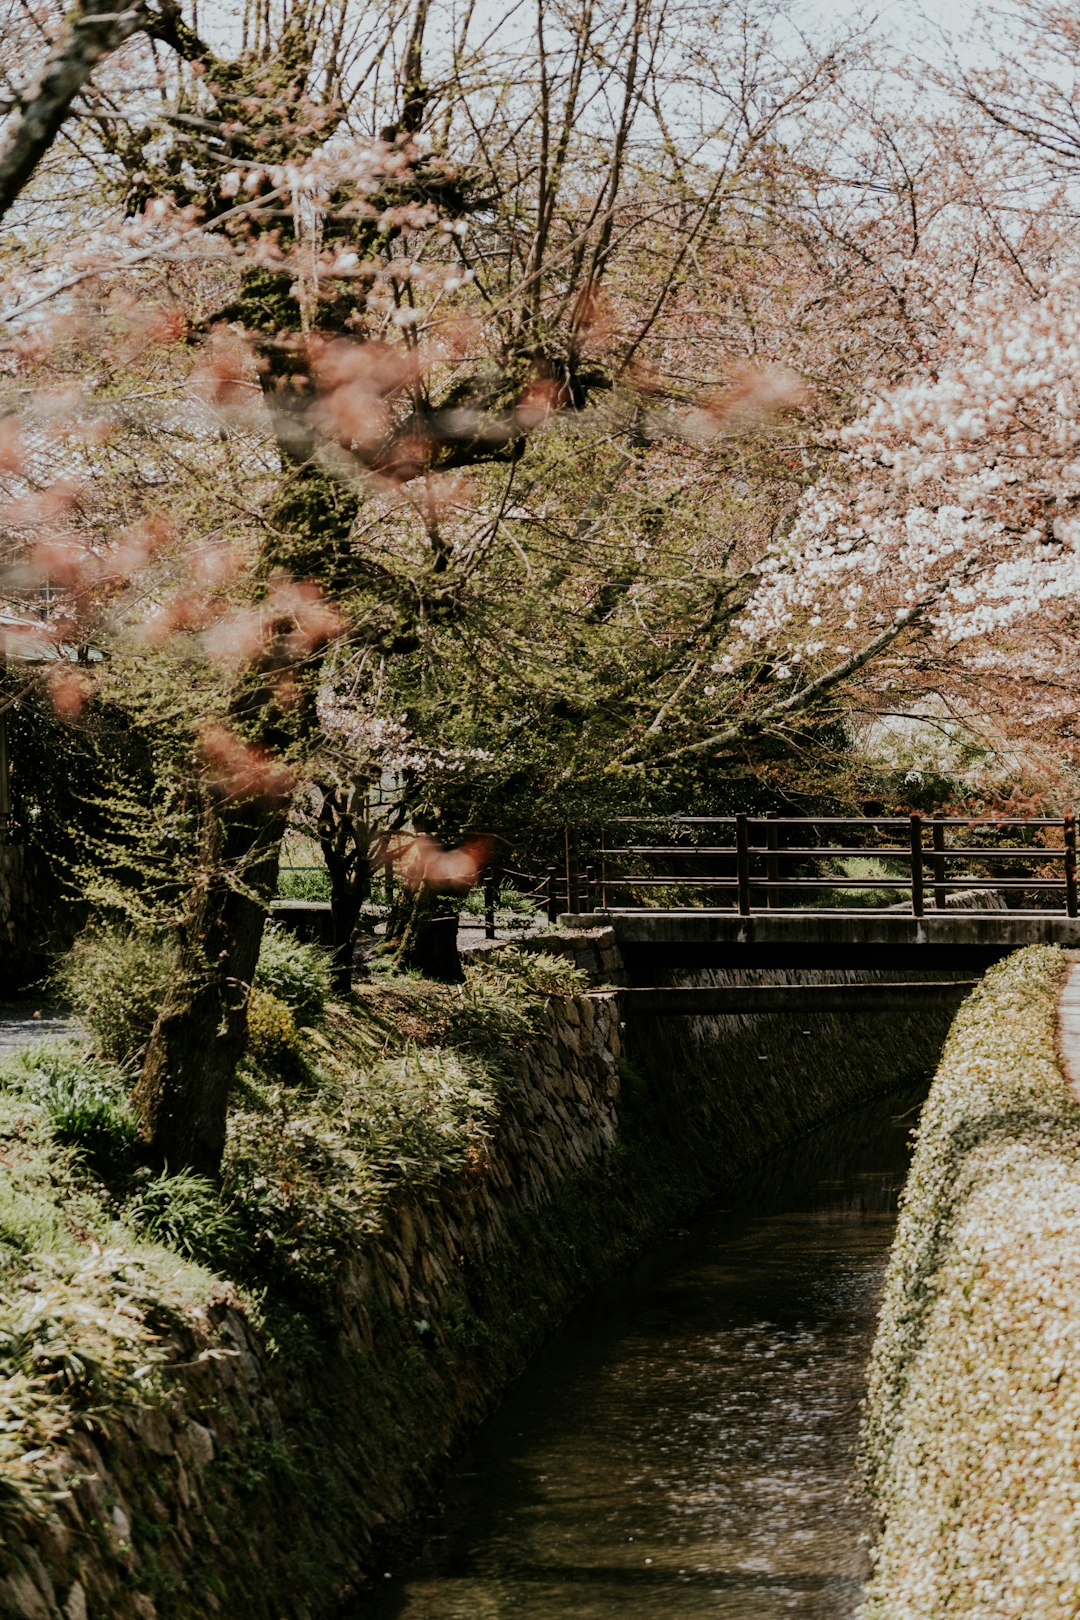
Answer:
[
  {"left": 483, "top": 866, "right": 496, "bottom": 939},
  {"left": 567, "top": 827, "right": 580, "bottom": 915},
  {"left": 765, "top": 813, "right": 779, "bottom": 910},
  {"left": 584, "top": 864, "right": 596, "bottom": 913},
  {"left": 909, "top": 814, "right": 924, "bottom": 918},
  {"left": 735, "top": 813, "right": 751, "bottom": 917},
  {"left": 600, "top": 825, "right": 608, "bottom": 910},
  {"left": 546, "top": 865, "right": 559, "bottom": 923},
  {"left": 1065, "top": 813, "right": 1077, "bottom": 920},
  {"left": 931, "top": 818, "right": 947, "bottom": 911}
]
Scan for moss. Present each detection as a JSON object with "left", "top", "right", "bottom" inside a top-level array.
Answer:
[{"left": 860, "top": 944, "right": 1080, "bottom": 1618}]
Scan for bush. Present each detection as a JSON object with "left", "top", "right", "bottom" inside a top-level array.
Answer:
[
  {"left": 124, "top": 1168, "right": 243, "bottom": 1268},
  {"left": 56, "top": 923, "right": 179, "bottom": 1067},
  {"left": 254, "top": 925, "right": 333, "bottom": 1024},
  {"left": 222, "top": 1113, "right": 367, "bottom": 1307},
  {"left": 246, "top": 988, "right": 301, "bottom": 1070},
  {"left": 355, "top": 1045, "right": 500, "bottom": 1185},
  {"left": 860, "top": 945, "right": 1078, "bottom": 1617},
  {"left": 462, "top": 884, "right": 538, "bottom": 917},
  {"left": 20, "top": 1044, "right": 137, "bottom": 1176}
]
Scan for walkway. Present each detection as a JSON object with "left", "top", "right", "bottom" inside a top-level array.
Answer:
[
  {"left": 1058, "top": 959, "right": 1080, "bottom": 1100},
  {"left": 0, "top": 1004, "right": 82, "bottom": 1057}
]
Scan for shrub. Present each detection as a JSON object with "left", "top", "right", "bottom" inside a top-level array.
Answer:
[
  {"left": 21, "top": 1044, "right": 137, "bottom": 1176},
  {"left": 255, "top": 925, "right": 333, "bottom": 1024},
  {"left": 124, "top": 1168, "right": 244, "bottom": 1268},
  {"left": 222, "top": 1113, "right": 367, "bottom": 1307},
  {"left": 56, "top": 923, "right": 179, "bottom": 1067},
  {"left": 246, "top": 988, "right": 300, "bottom": 1070},
  {"left": 490, "top": 947, "right": 588, "bottom": 998},
  {"left": 462, "top": 885, "right": 538, "bottom": 917},
  {"left": 354, "top": 1045, "right": 500, "bottom": 1185}
]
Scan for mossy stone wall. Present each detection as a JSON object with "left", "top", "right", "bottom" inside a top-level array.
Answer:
[{"left": 861, "top": 945, "right": 1080, "bottom": 1619}]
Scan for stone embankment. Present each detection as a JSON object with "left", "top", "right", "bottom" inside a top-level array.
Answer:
[
  {"left": 2, "top": 932, "right": 954, "bottom": 1620},
  {"left": 861, "top": 945, "right": 1080, "bottom": 1618}
]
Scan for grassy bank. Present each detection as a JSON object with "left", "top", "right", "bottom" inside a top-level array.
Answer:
[{"left": 861, "top": 944, "right": 1080, "bottom": 1618}]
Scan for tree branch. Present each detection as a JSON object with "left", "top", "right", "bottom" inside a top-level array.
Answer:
[
  {"left": 645, "top": 554, "right": 983, "bottom": 766},
  {"left": 0, "top": 1, "right": 166, "bottom": 223}
]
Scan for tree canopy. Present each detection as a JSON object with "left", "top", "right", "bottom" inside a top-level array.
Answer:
[{"left": 2, "top": 0, "right": 1078, "bottom": 1166}]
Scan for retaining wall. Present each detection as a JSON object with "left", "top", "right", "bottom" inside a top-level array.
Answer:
[{"left": 861, "top": 945, "right": 1080, "bottom": 1619}]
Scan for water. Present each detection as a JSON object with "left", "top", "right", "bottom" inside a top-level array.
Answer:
[{"left": 364, "top": 1086, "right": 922, "bottom": 1620}]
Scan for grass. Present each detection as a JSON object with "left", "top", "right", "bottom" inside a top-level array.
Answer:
[
  {"left": 277, "top": 866, "right": 332, "bottom": 901},
  {"left": 861, "top": 944, "right": 1080, "bottom": 1618}
]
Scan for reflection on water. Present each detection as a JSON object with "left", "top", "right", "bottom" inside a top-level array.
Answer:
[{"left": 362, "top": 1086, "right": 923, "bottom": 1620}]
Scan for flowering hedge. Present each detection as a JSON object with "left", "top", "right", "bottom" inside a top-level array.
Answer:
[{"left": 862, "top": 944, "right": 1080, "bottom": 1618}]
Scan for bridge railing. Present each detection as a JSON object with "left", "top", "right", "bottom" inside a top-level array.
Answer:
[{"left": 589, "top": 814, "right": 1078, "bottom": 918}]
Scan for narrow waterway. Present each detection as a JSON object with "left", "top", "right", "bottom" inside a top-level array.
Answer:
[{"left": 365, "top": 1084, "right": 923, "bottom": 1620}]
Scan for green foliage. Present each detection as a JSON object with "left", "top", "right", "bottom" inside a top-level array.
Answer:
[
  {"left": 0, "top": 1179, "right": 73, "bottom": 1281},
  {"left": 254, "top": 926, "right": 333, "bottom": 1024},
  {"left": 815, "top": 855, "right": 906, "bottom": 910},
  {"left": 124, "top": 1169, "right": 244, "bottom": 1268},
  {"left": 361, "top": 948, "right": 587, "bottom": 1063},
  {"left": 56, "top": 922, "right": 179, "bottom": 1067},
  {"left": 214, "top": 947, "right": 587, "bottom": 1308},
  {"left": 463, "top": 884, "right": 538, "bottom": 917},
  {"left": 476, "top": 946, "right": 588, "bottom": 1000},
  {"left": 350, "top": 1046, "right": 499, "bottom": 1186},
  {"left": 13, "top": 1042, "right": 137, "bottom": 1176},
  {"left": 861, "top": 946, "right": 1080, "bottom": 1615},
  {"left": 277, "top": 866, "right": 332, "bottom": 901},
  {"left": 0, "top": 1041, "right": 219, "bottom": 1522},
  {"left": 0, "top": 1246, "right": 199, "bottom": 1522},
  {"left": 246, "top": 988, "right": 301, "bottom": 1071},
  {"left": 222, "top": 1112, "right": 368, "bottom": 1309}
]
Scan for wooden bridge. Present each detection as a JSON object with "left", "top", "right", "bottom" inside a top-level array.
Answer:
[
  {"left": 273, "top": 813, "right": 1080, "bottom": 1010},
  {"left": 557, "top": 815, "right": 1080, "bottom": 988}
]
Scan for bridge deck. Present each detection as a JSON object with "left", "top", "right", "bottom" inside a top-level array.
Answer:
[{"left": 560, "top": 909, "right": 1080, "bottom": 972}]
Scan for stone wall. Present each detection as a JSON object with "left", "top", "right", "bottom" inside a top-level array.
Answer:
[
  {"left": 860, "top": 946, "right": 1080, "bottom": 1618},
  {"left": 0, "top": 994, "right": 626, "bottom": 1620}
]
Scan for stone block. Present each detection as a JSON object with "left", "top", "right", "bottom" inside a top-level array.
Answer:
[
  {"left": 21, "top": 1549, "right": 55, "bottom": 1613},
  {"left": 185, "top": 1421, "right": 217, "bottom": 1470},
  {"left": 63, "top": 1584, "right": 88, "bottom": 1620},
  {"left": 0, "top": 1570, "right": 53, "bottom": 1620},
  {"left": 130, "top": 1406, "right": 173, "bottom": 1458}
]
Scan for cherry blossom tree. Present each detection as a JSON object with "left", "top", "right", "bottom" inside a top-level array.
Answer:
[
  {"left": 718, "top": 258, "right": 1080, "bottom": 778},
  {"left": 8, "top": 0, "right": 1075, "bottom": 1177}
]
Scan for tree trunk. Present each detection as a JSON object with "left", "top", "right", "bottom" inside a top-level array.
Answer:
[
  {"left": 133, "top": 794, "right": 288, "bottom": 1176},
  {"left": 327, "top": 872, "right": 366, "bottom": 991},
  {"left": 384, "top": 883, "right": 464, "bottom": 982},
  {"left": 317, "top": 782, "right": 372, "bottom": 993}
]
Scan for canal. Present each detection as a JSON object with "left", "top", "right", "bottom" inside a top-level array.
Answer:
[{"left": 364, "top": 1082, "right": 923, "bottom": 1619}]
